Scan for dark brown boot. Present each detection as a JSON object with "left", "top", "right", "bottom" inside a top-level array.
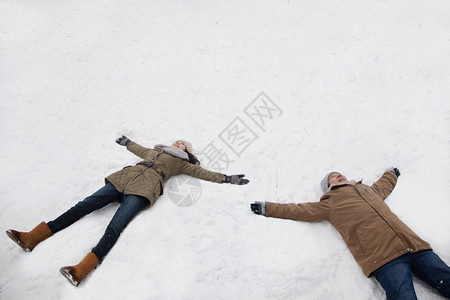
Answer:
[
  {"left": 6, "top": 221, "right": 53, "bottom": 252},
  {"left": 60, "top": 252, "right": 99, "bottom": 287}
]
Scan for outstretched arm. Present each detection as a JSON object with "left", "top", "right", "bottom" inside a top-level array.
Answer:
[
  {"left": 251, "top": 200, "right": 330, "bottom": 222},
  {"left": 180, "top": 162, "right": 226, "bottom": 183},
  {"left": 115, "top": 135, "right": 151, "bottom": 159},
  {"left": 180, "top": 162, "right": 250, "bottom": 185},
  {"left": 370, "top": 168, "right": 399, "bottom": 201}
]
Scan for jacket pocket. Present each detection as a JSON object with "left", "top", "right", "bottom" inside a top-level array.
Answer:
[{"left": 356, "top": 227, "right": 374, "bottom": 257}]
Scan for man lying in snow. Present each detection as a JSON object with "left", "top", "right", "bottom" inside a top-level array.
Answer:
[{"left": 251, "top": 168, "right": 450, "bottom": 299}]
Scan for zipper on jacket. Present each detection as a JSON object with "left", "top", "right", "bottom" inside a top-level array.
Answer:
[
  {"left": 350, "top": 185, "right": 412, "bottom": 251},
  {"left": 122, "top": 168, "right": 147, "bottom": 193},
  {"left": 122, "top": 148, "right": 164, "bottom": 194}
]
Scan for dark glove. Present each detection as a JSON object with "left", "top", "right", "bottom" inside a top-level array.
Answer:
[
  {"left": 224, "top": 174, "right": 249, "bottom": 185},
  {"left": 250, "top": 202, "right": 266, "bottom": 215},
  {"left": 116, "top": 135, "right": 131, "bottom": 146},
  {"left": 389, "top": 168, "right": 401, "bottom": 177}
]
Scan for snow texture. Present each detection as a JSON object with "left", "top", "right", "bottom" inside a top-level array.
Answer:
[{"left": 1, "top": 0, "right": 449, "bottom": 299}]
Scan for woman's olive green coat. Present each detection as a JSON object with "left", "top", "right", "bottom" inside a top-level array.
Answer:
[
  {"left": 106, "top": 142, "right": 225, "bottom": 205},
  {"left": 265, "top": 171, "right": 431, "bottom": 277}
]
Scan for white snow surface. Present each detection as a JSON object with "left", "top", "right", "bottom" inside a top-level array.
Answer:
[{"left": 1, "top": 1, "right": 450, "bottom": 299}]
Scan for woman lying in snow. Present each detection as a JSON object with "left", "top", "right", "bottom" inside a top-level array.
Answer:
[
  {"left": 7, "top": 136, "right": 249, "bottom": 287},
  {"left": 251, "top": 168, "right": 450, "bottom": 299}
]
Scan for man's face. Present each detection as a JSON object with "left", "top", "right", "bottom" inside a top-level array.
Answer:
[{"left": 328, "top": 172, "right": 348, "bottom": 187}]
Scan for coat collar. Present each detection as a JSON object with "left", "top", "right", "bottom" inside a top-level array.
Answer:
[
  {"left": 154, "top": 144, "right": 189, "bottom": 161},
  {"left": 328, "top": 179, "right": 363, "bottom": 192}
]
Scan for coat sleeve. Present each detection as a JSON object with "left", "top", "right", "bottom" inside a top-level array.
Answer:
[
  {"left": 125, "top": 142, "right": 151, "bottom": 159},
  {"left": 370, "top": 171, "right": 398, "bottom": 201},
  {"left": 265, "top": 200, "right": 331, "bottom": 222},
  {"left": 179, "top": 162, "right": 225, "bottom": 183}
]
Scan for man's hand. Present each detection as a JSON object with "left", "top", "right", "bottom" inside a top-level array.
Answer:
[
  {"left": 250, "top": 202, "right": 266, "bottom": 215},
  {"left": 388, "top": 167, "right": 401, "bottom": 177},
  {"left": 224, "top": 174, "right": 249, "bottom": 185},
  {"left": 116, "top": 135, "right": 131, "bottom": 146}
]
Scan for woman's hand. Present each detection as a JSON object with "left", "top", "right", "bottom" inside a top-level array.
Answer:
[
  {"left": 223, "top": 174, "right": 249, "bottom": 185},
  {"left": 116, "top": 135, "right": 131, "bottom": 146}
]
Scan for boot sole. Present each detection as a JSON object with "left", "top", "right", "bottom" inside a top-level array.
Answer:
[
  {"left": 60, "top": 268, "right": 80, "bottom": 287},
  {"left": 6, "top": 230, "right": 31, "bottom": 252}
]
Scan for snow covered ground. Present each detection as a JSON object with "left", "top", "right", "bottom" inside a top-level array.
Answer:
[{"left": 1, "top": 0, "right": 449, "bottom": 299}]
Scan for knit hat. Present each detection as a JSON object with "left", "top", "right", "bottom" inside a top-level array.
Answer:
[
  {"left": 179, "top": 140, "right": 193, "bottom": 153},
  {"left": 321, "top": 171, "right": 338, "bottom": 193}
]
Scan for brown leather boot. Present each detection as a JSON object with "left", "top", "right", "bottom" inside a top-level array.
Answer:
[
  {"left": 6, "top": 221, "right": 53, "bottom": 252},
  {"left": 60, "top": 252, "right": 99, "bottom": 287}
]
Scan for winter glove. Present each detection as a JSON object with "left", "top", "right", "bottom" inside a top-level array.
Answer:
[
  {"left": 388, "top": 167, "right": 401, "bottom": 177},
  {"left": 250, "top": 201, "right": 266, "bottom": 215},
  {"left": 116, "top": 135, "right": 131, "bottom": 146},
  {"left": 224, "top": 174, "right": 249, "bottom": 185}
]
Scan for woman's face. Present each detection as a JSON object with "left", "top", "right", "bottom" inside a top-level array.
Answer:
[{"left": 171, "top": 140, "right": 186, "bottom": 151}]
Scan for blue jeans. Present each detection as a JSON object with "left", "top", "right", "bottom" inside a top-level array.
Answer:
[
  {"left": 374, "top": 250, "right": 450, "bottom": 299},
  {"left": 47, "top": 183, "right": 149, "bottom": 262}
]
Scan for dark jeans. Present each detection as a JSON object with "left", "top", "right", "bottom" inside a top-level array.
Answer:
[
  {"left": 47, "top": 183, "right": 149, "bottom": 262},
  {"left": 374, "top": 250, "right": 450, "bottom": 299}
]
